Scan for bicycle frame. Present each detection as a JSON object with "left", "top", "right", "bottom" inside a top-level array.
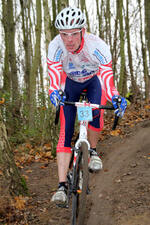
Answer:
[{"left": 74, "top": 120, "right": 90, "bottom": 157}]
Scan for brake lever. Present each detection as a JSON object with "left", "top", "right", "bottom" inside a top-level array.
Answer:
[
  {"left": 112, "top": 114, "right": 119, "bottom": 130},
  {"left": 55, "top": 104, "right": 60, "bottom": 125},
  {"left": 55, "top": 90, "right": 65, "bottom": 125},
  {"left": 112, "top": 96, "right": 122, "bottom": 130}
]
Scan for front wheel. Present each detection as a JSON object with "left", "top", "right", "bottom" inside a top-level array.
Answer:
[{"left": 71, "top": 142, "right": 89, "bottom": 225}]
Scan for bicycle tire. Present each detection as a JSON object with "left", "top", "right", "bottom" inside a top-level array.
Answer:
[{"left": 71, "top": 142, "right": 89, "bottom": 225}]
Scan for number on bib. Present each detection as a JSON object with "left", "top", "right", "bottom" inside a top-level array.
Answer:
[{"left": 77, "top": 106, "right": 93, "bottom": 121}]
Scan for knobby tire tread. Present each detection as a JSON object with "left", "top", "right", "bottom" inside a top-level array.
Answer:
[{"left": 71, "top": 142, "right": 89, "bottom": 225}]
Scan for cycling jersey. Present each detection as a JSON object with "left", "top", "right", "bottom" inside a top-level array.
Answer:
[{"left": 47, "top": 32, "right": 119, "bottom": 102}]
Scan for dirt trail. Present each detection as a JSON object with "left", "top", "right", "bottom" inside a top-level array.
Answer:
[
  {"left": 22, "top": 121, "right": 150, "bottom": 225},
  {"left": 87, "top": 121, "right": 150, "bottom": 225}
]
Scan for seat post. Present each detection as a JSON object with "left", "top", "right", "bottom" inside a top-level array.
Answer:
[{"left": 80, "top": 89, "right": 87, "bottom": 100}]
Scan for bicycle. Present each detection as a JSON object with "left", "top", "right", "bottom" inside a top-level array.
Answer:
[{"left": 55, "top": 91, "right": 119, "bottom": 225}]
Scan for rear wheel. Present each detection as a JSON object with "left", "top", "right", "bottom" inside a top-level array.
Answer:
[{"left": 71, "top": 142, "right": 89, "bottom": 225}]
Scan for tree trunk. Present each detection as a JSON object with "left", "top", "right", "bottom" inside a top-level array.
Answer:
[
  {"left": 2, "top": 0, "right": 21, "bottom": 134},
  {"left": 20, "top": 0, "right": 32, "bottom": 117},
  {"left": 2, "top": 0, "right": 10, "bottom": 94},
  {"left": 43, "top": 0, "right": 52, "bottom": 51},
  {"left": 0, "top": 112, "right": 28, "bottom": 196},
  {"left": 57, "top": 0, "right": 69, "bottom": 12},
  {"left": 105, "top": 0, "right": 112, "bottom": 49},
  {"left": 144, "top": 0, "right": 150, "bottom": 67},
  {"left": 96, "top": 0, "right": 104, "bottom": 39},
  {"left": 117, "top": 0, "right": 127, "bottom": 96},
  {"left": 80, "top": 0, "right": 90, "bottom": 32},
  {"left": 7, "top": 0, "right": 20, "bottom": 117},
  {"left": 51, "top": 0, "right": 57, "bottom": 39},
  {"left": 125, "top": 0, "right": 139, "bottom": 100},
  {"left": 29, "top": 0, "right": 42, "bottom": 129},
  {"left": 138, "top": 0, "right": 149, "bottom": 101},
  {"left": 144, "top": 0, "right": 150, "bottom": 99},
  {"left": 112, "top": 1, "right": 119, "bottom": 83}
]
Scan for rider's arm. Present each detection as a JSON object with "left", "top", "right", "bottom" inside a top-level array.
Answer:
[
  {"left": 99, "top": 60, "right": 119, "bottom": 101},
  {"left": 47, "top": 59, "right": 62, "bottom": 95},
  {"left": 47, "top": 36, "right": 63, "bottom": 95},
  {"left": 92, "top": 37, "right": 119, "bottom": 101}
]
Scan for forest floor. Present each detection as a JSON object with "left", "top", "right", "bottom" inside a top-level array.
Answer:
[{"left": 1, "top": 103, "right": 150, "bottom": 225}]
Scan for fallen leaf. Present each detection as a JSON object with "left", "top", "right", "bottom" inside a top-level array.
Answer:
[
  {"left": 13, "top": 196, "right": 27, "bottom": 210},
  {"left": 110, "top": 129, "right": 121, "bottom": 136},
  {"left": 45, "top": 151, "right": 52, "bottom": 158},
  {"left": 44, "top": 143, "right": 51, "bottom": 150},
  {"left": 144, "top": 105, "right": 150, "bottom": 109},
  {"left": 26, "top": 170, "right": 32, "bottom": 173},
  {"left": 25, "top": 143, "right": 32, "bottom": 149},
  {"left": 0, "top": 98, "right": 5, "bottom": 104},
  {"left": 40, "top": 166, "right": 47, "bottom": 169},
  {"left": 22, "top": 174, "right": 29, "bottom": 180}
]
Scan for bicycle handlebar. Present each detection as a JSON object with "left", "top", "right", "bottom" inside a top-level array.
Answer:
[
  {"left": 55, "top": 100, "right": 119, "bottom": 130},
  {"left": 63, "top": 100, "right": 114, "bottom": 109},
  {"left": 63, "top": 101, "right": 119, "bottom": 130}
]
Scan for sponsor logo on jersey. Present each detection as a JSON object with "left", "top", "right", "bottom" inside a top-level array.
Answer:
[
  {"left": 68, "top": 62, "right": 76, "bottom": 69},
  {"left": 55, "top": 49, "right": 63, "bottom": 61},
  {"left": 94, "top": 50, "right": 105, "bottom": 64},
  {"left": 69, "top": 69, "right": 95, "bottom": 77}
]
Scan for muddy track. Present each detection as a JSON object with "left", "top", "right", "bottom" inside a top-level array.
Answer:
[
  {"left": 22, "top": 121, "right": 150, "bottom": 225},
  {"left": 87, "top": 121, "right": 150, "bottom": 225}
]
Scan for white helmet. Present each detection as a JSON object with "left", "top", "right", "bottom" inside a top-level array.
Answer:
[{"left": 55, "top": 7, "right": 86, "bottom": 30}]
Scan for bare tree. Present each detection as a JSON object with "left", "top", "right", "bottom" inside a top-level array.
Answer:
[
  {"left": 144, "top": 0, "right": 150, "bottom": 67},
  {"left": 2, "top": 0, "right": 21, "bottom": 134},
  {"left": 144, "top": 0, "right": 150, "bottom": 99},
  {"left": 80, "top": 0, "right": 90, "bottom": 32},
  {"left": 57, "top": 0, "right": 69, "bottom": 12},
  {"left": 0, "top": 111, "right": 28, "bottom": 197},
  {"left": 29, "top": 0, "right": 42, "bottom": 128},
  {"left": 105, "top": 0, "right": 112, "bottom": 49},
  {"left": 20, "top": 0, "right": 32, "bottom": 115},
  {"left": 2, "top": 0, "right": 10, "bottom": 95},
  {"left": 125, "top": 0, "right": 138, "bottom": 100},
  {"left": 117, "top": 0, "right": 127, "bottom": 95},
  {"left": 96, "top": 0, "right": 104, "bottom": 39},
  {"left": 138, "top": 0, "right": 149, "bottom": 101},
  {"left": 112, "top": 0, "right": 119, "bottom": 82},
  {"left": 43, "top": 0, "right": 52, "bottom": 51}
]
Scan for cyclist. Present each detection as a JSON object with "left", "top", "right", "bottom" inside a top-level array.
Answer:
[{"left": 47, "top": 7, "right": 127, "bottom": 205}]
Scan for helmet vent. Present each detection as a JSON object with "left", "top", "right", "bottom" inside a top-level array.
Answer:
[
  {"left": 76, "top": 19, "right": 80, "bottom": 24},
  {"left": 60, "top": 19, "right": 64, "bottom": 26},
  {"left": 80, "top": 19, "right": 84, "bottom": 25},
  {"left": 66, "top": 17, "right": 69, "bottom": 25},
  {"left": 57, "top": 20, "right": 60, "bottom": 26}
]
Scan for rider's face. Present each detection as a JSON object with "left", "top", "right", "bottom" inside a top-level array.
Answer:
[{"left": 59, "top": 28, "right": 85, "bottom": 53}]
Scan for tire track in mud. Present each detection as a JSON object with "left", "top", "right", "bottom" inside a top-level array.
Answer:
[{"left": 86, "top": 123, "right": 150, "bottom": 225}]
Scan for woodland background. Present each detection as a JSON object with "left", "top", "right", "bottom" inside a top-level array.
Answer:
[
  {"left": 0, "top": 0, "right": 150, "bottom": 147},
  {"left": 0, "top": 0, "right": 150, "bottom": 222}
]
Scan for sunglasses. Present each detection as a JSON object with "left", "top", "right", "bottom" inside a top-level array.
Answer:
[{"left": 59, "top": 30, "right": 82, "bottom": 38}]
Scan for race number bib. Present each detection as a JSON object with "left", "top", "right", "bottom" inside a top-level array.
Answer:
[{"left": 77, "top": 106, "right": 93, "bottom": 121}]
